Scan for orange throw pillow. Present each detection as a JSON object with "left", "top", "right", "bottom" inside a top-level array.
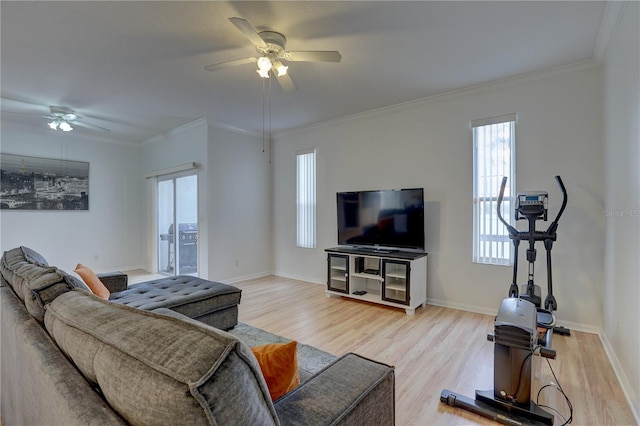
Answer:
[
  {"left": 75, "top": 263, "right": 110, "bottom": 300},
  {"left": 251, "top": 341, "right": 300, "bottom": 401}
]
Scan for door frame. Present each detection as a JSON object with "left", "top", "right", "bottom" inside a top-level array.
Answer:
[
  {"left": 145, "top": 162, "right": 200, "bottom": 277},
  {"left": 157, "top": 169, "right": 199, "bottom": 276}
]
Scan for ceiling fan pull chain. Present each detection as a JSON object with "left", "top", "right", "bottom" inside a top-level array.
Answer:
[
  {"left": 268, "top": 77, "right": 272, "bottom": 164},
  {"left": 268, "top": 77, "right": 272, "bottom": 142},
  {"left": 262, "top": 77, "right": 266, "bottom": 153}
]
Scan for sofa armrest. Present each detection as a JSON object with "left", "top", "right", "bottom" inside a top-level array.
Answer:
[
  {"left": 97, "top": 272, "right": 128, "bottom": 293},
  {"left": 274, "top": 353, "right": 395, "bottom": 425}
]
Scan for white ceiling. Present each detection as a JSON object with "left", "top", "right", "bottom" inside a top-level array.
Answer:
[{"left": 1, "top": 1, "right": 611, "bottom": 143}]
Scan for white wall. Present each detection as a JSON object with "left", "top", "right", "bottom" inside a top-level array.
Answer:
[
  {"left": 138, "top": 119, "right": 271, "bottom": 283},
  {"left": 0, "top": 121, "right": 143, "bottom": 271},
  {"left": 206, "top": 125, "right": 272, "bottom": 282},
  {"left": 603, "top": 1, "right": 640, "bottom": 418},
  {"left": 273, "top": 64, "right": 605, "bottom": 331},
  {"left": 1, "top": 115, "right": 272, "bottom": 288}
]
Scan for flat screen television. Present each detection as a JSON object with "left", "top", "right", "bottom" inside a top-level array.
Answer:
[{"left": 336, "top": 188, "right": 425, "bottom": 251}]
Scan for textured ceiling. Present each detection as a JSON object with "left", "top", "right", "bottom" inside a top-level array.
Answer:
[{"left": 1, "top": 1, "right": 609, "bottom": 143}]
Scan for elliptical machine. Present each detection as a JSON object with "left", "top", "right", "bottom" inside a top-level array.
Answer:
[
  {"left": 497, "top": 176, "right": 568, "bottom": 334},
  {"left": 441, "top": 176, "right": 568, "bottom": 425}
]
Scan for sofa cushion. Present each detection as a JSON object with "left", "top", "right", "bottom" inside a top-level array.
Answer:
[
  {"left": 44, "top": 290, "right": 278, "bottom": 426},
  {"left": 0, "top": 247, "right": 79, "bottom": 322},
  {"left": 75, "top": 263, "right": 110, "bottom": 299},
  {"left": 57, "top": 267, "right": 92, "bottom": 293},
  {"left": 252, "top": 341, "right": 301, "bottom": 401},
  {"left": 21, "top": 246, "right": 49, "bottom": 266},
  {"left": 1, "top": 247, "right": 36, "bottom": 294}
]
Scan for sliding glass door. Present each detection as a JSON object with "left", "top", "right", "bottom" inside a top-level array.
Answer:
[{"left": 157, "top": 171, "right": 198, "bottom": 276}]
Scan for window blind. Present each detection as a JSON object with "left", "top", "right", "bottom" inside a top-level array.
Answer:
[
  {"left": 296, "top": 149, "right": 316, "bottom": 248},
  {"left": 472, "top": 115, "right": 516, "bottom": 265}
]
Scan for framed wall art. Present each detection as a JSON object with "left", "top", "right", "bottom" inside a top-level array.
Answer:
[{"left": 0, "top": 153, "right": 89, "bottom": 210}]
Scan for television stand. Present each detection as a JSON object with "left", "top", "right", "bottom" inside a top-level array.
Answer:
[{"left": 325, "top": 247, "right": 428, "bottom": 315}]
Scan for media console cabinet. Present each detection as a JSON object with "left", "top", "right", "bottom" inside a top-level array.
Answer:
[{"left": 325, "top": 247, "right": 427, "bottom": 315}]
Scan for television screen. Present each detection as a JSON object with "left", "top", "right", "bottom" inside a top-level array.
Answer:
[{"left": 337, "top": 188, "right": 425, "bottom": 251}]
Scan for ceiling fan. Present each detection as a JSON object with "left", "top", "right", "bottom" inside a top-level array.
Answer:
[
  {"left": 204, "top": 17, "right": 342, "bottom": 92},
  {"left": 43, "top": 106, "right": 110, "bottom": 133}
]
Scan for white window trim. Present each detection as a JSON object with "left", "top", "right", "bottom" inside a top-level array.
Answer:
[
  {"left": 296, "top": 149, "right": 316, "bottom": 248},
  {"left": 472, "top": 114, "right": 516, "bottom": 266}
]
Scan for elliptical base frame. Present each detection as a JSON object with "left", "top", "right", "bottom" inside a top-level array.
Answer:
[
  {"left": 476, "top": 389, "right": 554, "bottom": 424},
  {"left": 441, "top": 389, "right": 554, "bottom": 426}
]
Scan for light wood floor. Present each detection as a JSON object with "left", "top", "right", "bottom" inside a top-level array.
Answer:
[
  {"left": 127, "top": 272, "right": 636, "bottom": 425},
  {"left": 236, "top": 276, "right": 637, "bottom": 425}
]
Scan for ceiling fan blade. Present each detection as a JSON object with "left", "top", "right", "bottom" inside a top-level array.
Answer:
[
  {"left": 70, "top": 120, "right": 111, "bottom": 133},
  {"left": 49, "top": 106, "right": 75, "bottom": 116},
  {"left": 275, "top": 72, "right": 296, "bottom": 92},
  {"left": 284, "top": 51, "right": 342, "bottom": 63},
  {"left": 1, "top": 97, "right": 48, "bottom": 114},
  {"left": 205, "top": 57, "right": 257, "bottom": 72},
  {"left": 0, "top": 110, "right": 40, "bottom": 117},
  {"left": 229, "top": 17, "right": 267, "bottom": 48}
]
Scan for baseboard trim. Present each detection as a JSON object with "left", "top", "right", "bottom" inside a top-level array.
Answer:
[
  {"left": 426, "top": 298, "right": 497, "bottom": 317},
  {"left": 223, "top": 271, "right": 273, "bottom": 284},
  {"left": 427, "top": 298, "right": 602, "bottom": 334},
  {"left": 598, "top": 332, "right": 640, "bottom": 425},
  {"left": 272, "top": 271, "right": 326, "bottom": 285},
  {"left": 100, "top": 264, "right": 146, "bottom": 274}
]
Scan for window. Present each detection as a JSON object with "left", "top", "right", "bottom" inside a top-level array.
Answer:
[
  {"left": 296, "top": 149, "right": 316, "bottom": 248},
  {"left": 472, "top": 114, "right": 516, "bottom": 265}
]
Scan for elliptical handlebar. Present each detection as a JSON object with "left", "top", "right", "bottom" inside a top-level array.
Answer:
[
  {"left": 547, "top": 176, "right": 568, "bottom": 234},
  {"left": 497, "top": 176, "right": 518, "bottom": 236}
]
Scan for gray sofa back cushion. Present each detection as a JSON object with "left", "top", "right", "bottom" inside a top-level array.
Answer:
[
  {"left": 44, "top": 290, "right": 279, "bottom": 426},
  {"left": 0, "top": 247, "right": 81, "bottom": 321},
  {"left": 20, "top": 245, "right": 49, "bottom": 265},
  {"left": 0, "top": 247, "right": 73, "bottom": 322}
]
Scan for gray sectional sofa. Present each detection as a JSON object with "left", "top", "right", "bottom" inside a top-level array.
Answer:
[{"left": 0, "top": 246, "right": 395, "bottom": 425}]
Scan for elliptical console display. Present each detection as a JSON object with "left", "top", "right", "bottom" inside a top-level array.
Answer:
[{"left": 516, "top": 191, "right": 548, "bottom": 221}]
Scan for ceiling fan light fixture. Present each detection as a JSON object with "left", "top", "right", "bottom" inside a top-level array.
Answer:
[
  {"left": 48, "top": 117, "right": 73, "bottom": 132},
  {"left": 257, "top": 56, "right": 272, "bottom": 70},
  {"left": 256, "top": 68, "right": 270, "bottom": 78},
  {"left": 257, "top": 55, "right": 276, "bottom": 78},
  {"left": 274, "top": 61, "right": 288, "bottom": 77},
  {"left": 59, "top": 120, "right": 73, "bottom": 132}
]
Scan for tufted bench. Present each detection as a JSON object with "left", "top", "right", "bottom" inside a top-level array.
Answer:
[{"left": 108, "top": 276, "right": 241, "bottom": 331}]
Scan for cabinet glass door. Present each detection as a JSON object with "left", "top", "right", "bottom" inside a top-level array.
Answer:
[
  {"left": 382, "top": 260, "right": 410, "bottom": 305},
  {"left": 327, "top": 254, "right": 349, "bottom": 293}
]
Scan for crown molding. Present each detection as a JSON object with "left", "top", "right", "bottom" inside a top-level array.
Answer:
[
  {"left": 141, "top": 117, "right": 207, "bottom": 146},
  {"left": 206, "top": 117, "right": 261, "bottom": 137},
  {"left": 277, "top": 59, "right": 600, "bottom": 139},
  {"left": 593, "top": 1, "right": 628, "bottom": 64},
  {"left": 141, "top": 116, "right": 262, "bottom": 146}
]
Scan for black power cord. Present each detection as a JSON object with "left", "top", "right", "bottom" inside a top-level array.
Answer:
[
  {"left": 536, "top": 357, "right": 574, "bottom": 425},
  {"left": 509, "top": 345, "right": 539, "bottom": 403},
  {"left": 510, "top": 345, "right": 574, "bottom": 425}
]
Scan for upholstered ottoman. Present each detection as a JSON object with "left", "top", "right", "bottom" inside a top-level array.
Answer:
[{"left": 108, "top": 276, "right": 241, "bottom": 331}]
